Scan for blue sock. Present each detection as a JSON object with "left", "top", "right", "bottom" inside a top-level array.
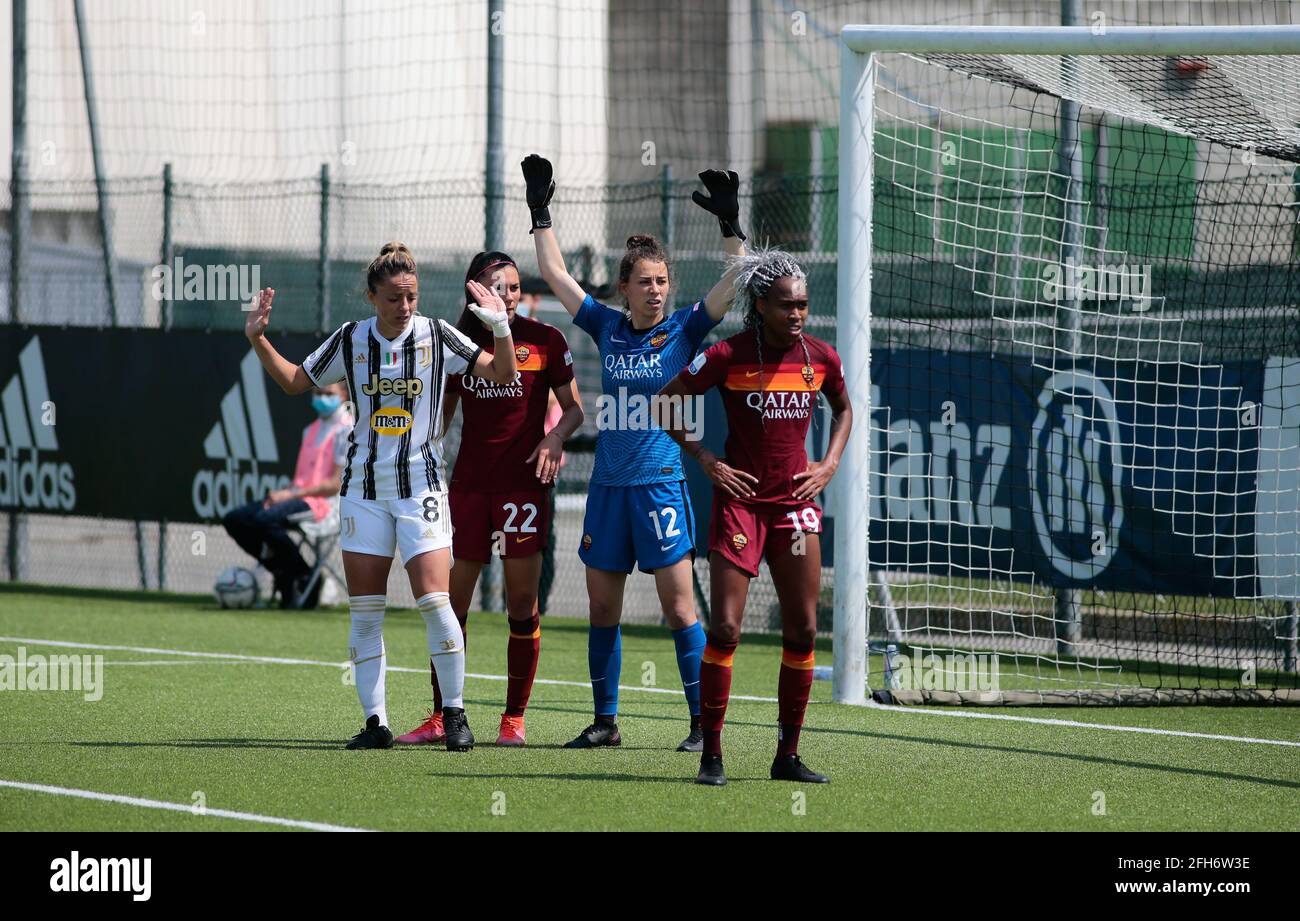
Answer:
[
  {"left": 672, "top": 622, "right": 706, "bottom": 717},
  {"left": 588, "top": 625, "right": 622, "bottom": 718}
]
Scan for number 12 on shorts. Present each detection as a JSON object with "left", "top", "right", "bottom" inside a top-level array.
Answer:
[{"left": 647, "top": 507, "right": 681, "bottom": 541}]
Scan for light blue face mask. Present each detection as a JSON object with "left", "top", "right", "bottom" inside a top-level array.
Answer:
[{"left": 311, "top": 393, "right": 342, "bottom": 417}]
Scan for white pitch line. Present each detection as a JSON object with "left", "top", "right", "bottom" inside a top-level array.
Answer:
[
  {"left": 0, "top": 779, "right": 375, "bottom": 832},
  {"left": 867, "top": 700, "right": 1300, "bottom": 748},
  {"left": 6, "top": 635, "right": 1298, "bottom": 746},
  {"left": 104, "top": 659, "right": 253, "bottom": 667},
  {"left": 0, "top": 636, "right": 779, "bottom": 703}
]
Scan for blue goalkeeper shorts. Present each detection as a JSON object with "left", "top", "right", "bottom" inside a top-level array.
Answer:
[{"left": 578, "top": 481, "right": 696, "bottom": 574}]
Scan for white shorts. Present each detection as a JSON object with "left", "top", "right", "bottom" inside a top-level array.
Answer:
[{"left": 339, "top": 491, "right": 452, "bottom": 562}]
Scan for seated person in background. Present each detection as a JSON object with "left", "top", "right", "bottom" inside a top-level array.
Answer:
[{"left": 222, "top": 381, "right": 352, "bottom": 608}]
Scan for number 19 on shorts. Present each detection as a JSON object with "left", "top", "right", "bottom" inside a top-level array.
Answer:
[{"left": 786, "top": 508, "right": 821, "bottom": 531}]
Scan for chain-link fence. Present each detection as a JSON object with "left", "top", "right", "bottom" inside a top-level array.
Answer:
[{"left": 5, "top": 0, "right": 1300, "bottom": 644}]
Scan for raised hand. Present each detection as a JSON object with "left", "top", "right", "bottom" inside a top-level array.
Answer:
[
  {"left": 245, "top": 287, "right": 276, "bottom": 340},
  {"left": 466, "top": 279, "right": 511, "bottom": 338},
  {"left": 692, "top": 169, "right": 746, "bottom": 241},
  {"left": 521, "top": 154, "right": 555, "bottom": 233}
]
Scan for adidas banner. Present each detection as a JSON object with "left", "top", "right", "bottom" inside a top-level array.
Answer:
[{"left": 0, "top": 326, "right": 323, "bottom": 522}]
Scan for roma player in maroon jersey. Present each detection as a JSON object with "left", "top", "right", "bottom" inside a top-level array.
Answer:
[
  {"left": 396, "top": 251, "right": 584, "bottom": 747},
  {"left": 658, "top": 247, "right": 852, "bottom": 786}
]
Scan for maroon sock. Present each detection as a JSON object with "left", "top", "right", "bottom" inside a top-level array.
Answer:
[
  {"left": 700, "top": 636, "right": 738, "bottom": 757},
  {"left": 432, "top": 615, "right": 468, "bottom": 712},
  {"left": 777, "top": 640, "right": 815, "bottom": 757},
  {"left": 504, "top": 613, "right": 541, "bottom": 716}
]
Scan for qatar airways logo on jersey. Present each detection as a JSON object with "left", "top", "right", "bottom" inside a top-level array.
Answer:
[
  {"left": 747, "top": 389, "right": 815, "bottom": 420},
  {"left": 461, "top": 370, "right": 524, "bottom": 399},
  {"left": 595, "top": 387, "right": 704, "bottom": 441},
  {"left": 604, "top": 352, "right": 664, "bottom": 381}
]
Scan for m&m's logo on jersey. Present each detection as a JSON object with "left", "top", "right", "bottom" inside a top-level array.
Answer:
[
  {"left": 515, "top": 345, "right": 531, "bottom": 364},
  {"left": 371, "top": 406, "right": 413, "bottom": 436},
  {"left": 731, "top": 533, "right": 748, "bottom": 550},
  {"left": 650, "top": 332, "right": 668, "bottom": 348}
]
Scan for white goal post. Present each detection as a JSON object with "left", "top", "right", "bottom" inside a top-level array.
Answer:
[{"left": 832, "top": 25, "right": 1300, "bottom": 705}]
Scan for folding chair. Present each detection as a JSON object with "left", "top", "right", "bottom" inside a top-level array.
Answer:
[{"left": 284, "top": 507, "right": 345, "bottom": 609}]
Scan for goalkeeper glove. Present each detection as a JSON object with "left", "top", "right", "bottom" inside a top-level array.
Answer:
[
  {"left": 521, "top": 154, "right": 556, "bottom": 233},
  {"left": 692, "top": 168, "right": 746, "bottom": 241}
]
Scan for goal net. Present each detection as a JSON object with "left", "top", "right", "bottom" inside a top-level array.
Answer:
[{"left": 840, "top": 27, "right": 1300, "bottom": 704}]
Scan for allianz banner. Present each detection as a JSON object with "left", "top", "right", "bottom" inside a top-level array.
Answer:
[
  {"left": 868, "top": 349, "right": 1299, "bottom": 600},
  {"left": 0, "top": 326, "right": 324, "bottom": 523}
]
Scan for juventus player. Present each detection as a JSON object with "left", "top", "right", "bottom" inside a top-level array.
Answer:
[
  {"left": 523, "top": 154, "right": 745, "bottom": 751},
  {"left": 244, "top": 242, "right": 518, "bottom": 751},
  {"left": 658, "top": 247, "right": 853, "bottom": 786},
  {"left": 395, "top": 250, "right": 584, "bottom": 747}
]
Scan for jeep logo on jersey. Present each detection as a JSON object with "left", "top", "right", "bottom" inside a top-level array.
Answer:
[
  {"left": 191, "top": 349, "right": 289, "bottom": 520},
  {"left": 371, "top": 406, "right": 413, "bottom": 436},
  {"left": 361, "top": 374, "right": 423, "bottom": 397},
  {"left": 0, "top": 336, "right": 77, "bottom": 511}
]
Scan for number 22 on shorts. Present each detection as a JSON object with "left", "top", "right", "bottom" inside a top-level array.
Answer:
[{"left": 502, "top": 502, "right": 538, "bottom": 533}]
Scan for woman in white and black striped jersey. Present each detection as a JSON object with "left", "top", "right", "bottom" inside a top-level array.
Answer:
[{"left": 245, "top": 242, "right": 517, "bottom": 751}]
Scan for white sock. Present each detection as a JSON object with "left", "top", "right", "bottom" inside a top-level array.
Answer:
[
  {"left": 417, "top": 591, "right": 465, "bottom": 710},
  {"left": 348, "top": 595, "right": 387, "bottom": 726}
]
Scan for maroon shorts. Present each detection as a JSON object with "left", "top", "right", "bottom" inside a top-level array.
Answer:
[
  {"left": 449, "top": 486, "right": 551, "bottom": 562},
  {"left": 708, "top": 494, "right": 823, "bottom": 577}
]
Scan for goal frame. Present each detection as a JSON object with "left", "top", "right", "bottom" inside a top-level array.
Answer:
[{"left": 832, "top": 25, "right": 1300, "bottom": 705}]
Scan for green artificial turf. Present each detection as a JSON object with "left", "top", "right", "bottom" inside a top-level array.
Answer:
[{"left": 0, "top": 586, "right": 1296, "bottom": 831}]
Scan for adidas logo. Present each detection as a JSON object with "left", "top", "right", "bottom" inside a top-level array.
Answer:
[
  {"left": 0, "top": 336, "right": 76, "bottom": 511},
  {"left": 191, "top": 349, "right": 290, "bottom": 519}
]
